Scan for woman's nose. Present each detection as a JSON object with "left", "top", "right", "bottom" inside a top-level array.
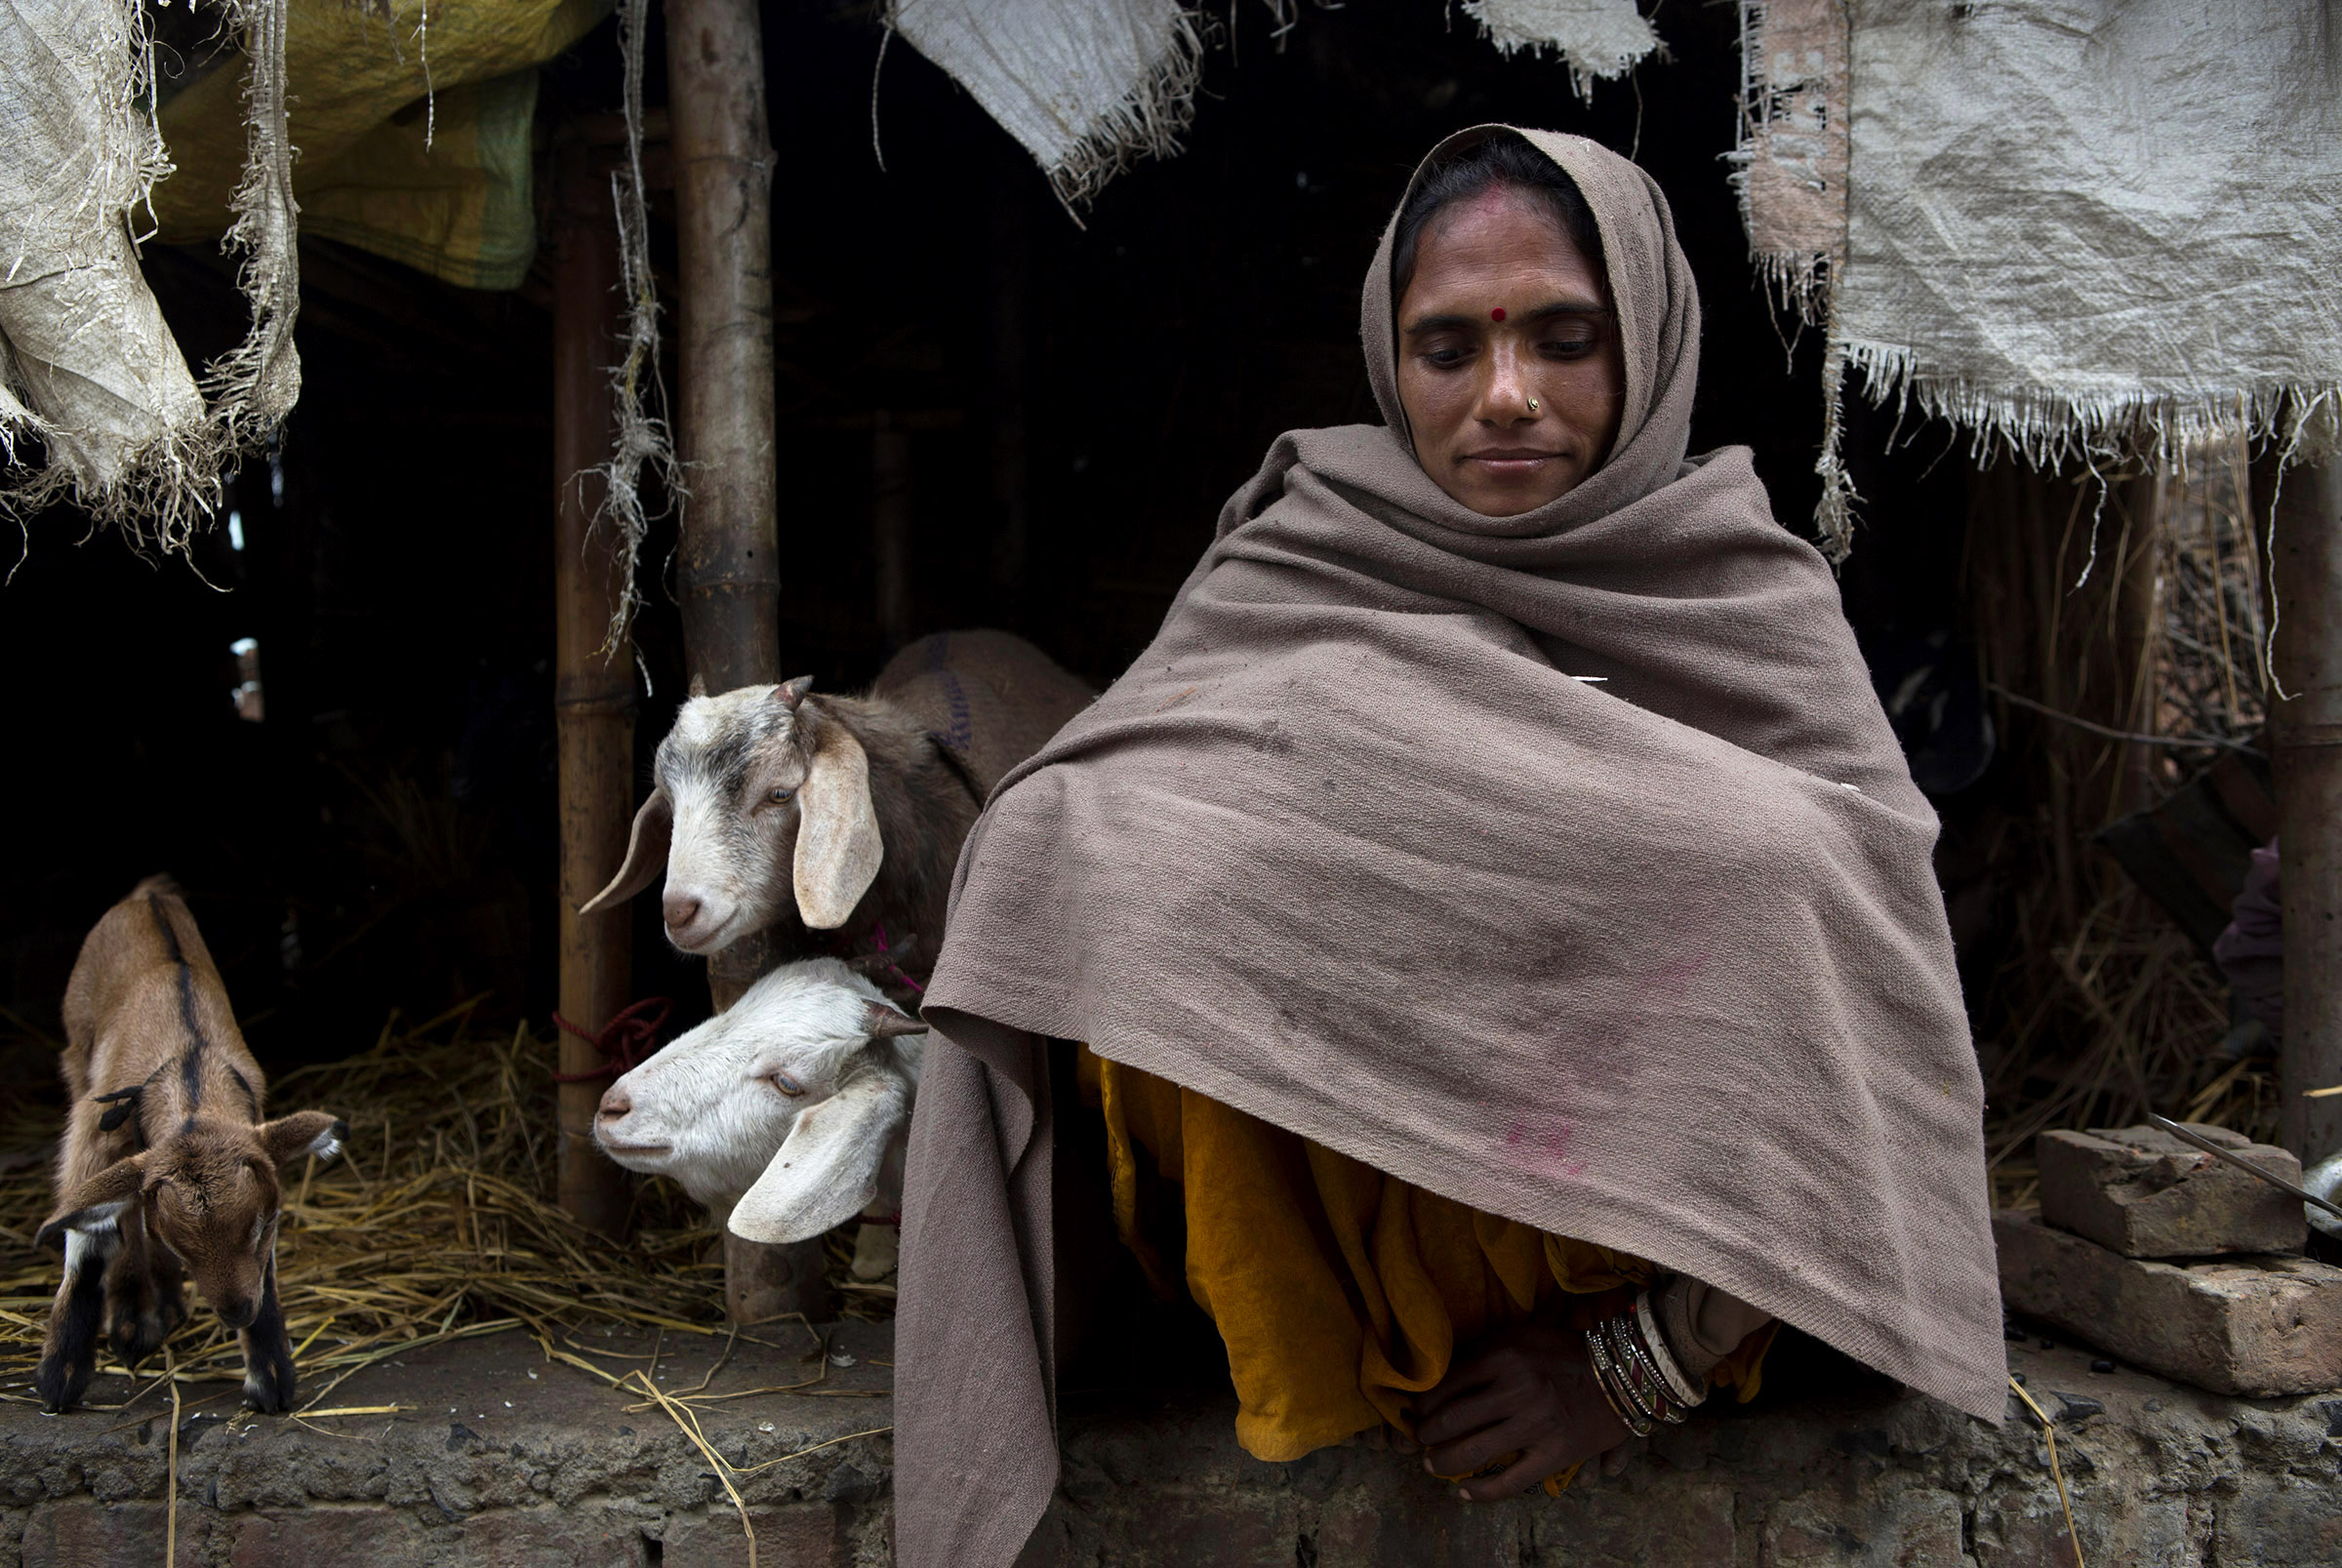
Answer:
[{"left": 1480, "top": 344, "right": 1538, "bottom": 421}]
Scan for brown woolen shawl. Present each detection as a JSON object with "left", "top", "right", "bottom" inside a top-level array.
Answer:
[{"left": 897, "top": 126, "right": 2005, "bottom": 1568}]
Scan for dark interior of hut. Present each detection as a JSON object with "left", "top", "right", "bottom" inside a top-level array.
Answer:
[{"left": 2, "top": 3, "right": 2263, "bottom": 1282}]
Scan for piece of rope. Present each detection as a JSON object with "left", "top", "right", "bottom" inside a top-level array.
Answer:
[
  {"left": 550, "top": 996, "right": 672, "bottom": 1082},
  {"left": 866, "top": 922, "right": 925, "bottom": 996},
  {"left": 1986, "top": 684, "right": 2263, "bottom": 756}
]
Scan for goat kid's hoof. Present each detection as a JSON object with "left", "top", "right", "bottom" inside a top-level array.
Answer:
[
  {"left": 242, "top": 1359, "right": 297, "bottom": 1415},
  {"left": 109, "top": 1296, "right": 184, "bottom": 1369},
  {"left": 33, "top": 1354, "right": 92, "bottom": 1416}
]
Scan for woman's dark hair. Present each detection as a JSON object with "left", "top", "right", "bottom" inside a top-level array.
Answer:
[{"left": 1390, "top": 135, "right": 1603, "bottom": 303}]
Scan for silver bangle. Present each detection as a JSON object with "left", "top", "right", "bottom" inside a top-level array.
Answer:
[
  {"left": 1584, "top": 1327, "right": 1655, "bottom": 1436},
  {"left": 1605, "top": 1315, "right": 1685, "bottom": 1426},
  {"left": 1635, "top": 1289, "right": 1707, "bottom": 1409}
]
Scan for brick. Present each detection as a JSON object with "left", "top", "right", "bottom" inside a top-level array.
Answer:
[
  {"left": 2037, "top": 1124, "right": 2306, "bottom": 1258},
  {"left": 1534, "top": 1480, "right": 1736, "bottom": 1567},
  {"left": 1760, "top": 1486, "right": 1962, "bottom": 1567},
  {"left": 2211, "top": 1472, "right": 2342, "bottom": 1568},
  {"left": 455, "top": 1506, "right": 652, "bottom": 1567},
  {"left": 1973, "top": 1490, "right": 2201, "bottom": 1568},
  {"left": 230, "top": 1508, "right": 430, "bottom": 1567},
  {"left": 20, "top": 1498, "right": 205, "bottom": 1568},
  {"left": 1996, "top": 1209, "right": 2342, "bottom": 1396},
  {"left": 1318, "top": 1484, "right": 1524, "bottom": 1566},
  {"left": 659, "top": 1504, "right": 847, "bottom": 1568}
]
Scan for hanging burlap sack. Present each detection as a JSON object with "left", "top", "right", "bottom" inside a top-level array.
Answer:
[{"left": 0, "top": 0, "right": 298, "bottom": 552}]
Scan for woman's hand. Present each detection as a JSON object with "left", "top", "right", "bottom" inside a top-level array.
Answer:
[{"left": 1408, "top": 1318, "right": 1634, "bottom": 1500}]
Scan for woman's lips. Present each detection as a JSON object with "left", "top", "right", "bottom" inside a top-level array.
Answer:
[{"left": 1462, "top": 449, "right": 1564, "bottom": 474}]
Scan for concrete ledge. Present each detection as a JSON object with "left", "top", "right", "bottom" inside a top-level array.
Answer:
[
  {"left": 1, "top": 1321, "right": 896, "bottom": 1568},
  {"left": 5, "top": 1328, "right": 2340, "bottom": 1565}
]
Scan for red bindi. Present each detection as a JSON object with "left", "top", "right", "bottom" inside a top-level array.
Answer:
[{"left": 1489, "top": 306, "right": 1507, "bottom": 322}]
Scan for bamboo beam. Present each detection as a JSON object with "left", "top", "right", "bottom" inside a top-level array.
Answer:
[
  {"left": 667, "top": 0, "right": 828, "bottom": 1322},
  {"left": 550, "top": 140, "right": 635, "bottom": 1236},
  {"left": 669, "top": 0, "right": 780, "bottom": 696},
  {"left": 2270, "top": 450, "right": 2342, "bottom": 1161}
]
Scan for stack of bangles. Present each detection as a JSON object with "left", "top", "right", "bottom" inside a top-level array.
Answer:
[{"left": 1583, "top": 1289, "right": 1707, "bottom": 1437}]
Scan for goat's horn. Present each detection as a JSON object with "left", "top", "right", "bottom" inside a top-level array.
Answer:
[
  {"left": 865, "top": 1001, "right": 929, "bottom": 1039},
  {"left": 775, "top": 675, "right": 816, "bottom": 710}
]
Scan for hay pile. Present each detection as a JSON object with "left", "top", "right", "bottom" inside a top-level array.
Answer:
[
  {"left": 1981, "top": 892, "right": 2281, "bottom": 1211},
  {"left": 0, "top": 999, "right": 877, "bottom": 1415},
  {"left": 1970, "top": 441, "right": 2280, "bottom": 1212}
]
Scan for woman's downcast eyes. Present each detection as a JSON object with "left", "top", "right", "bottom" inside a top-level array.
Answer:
[{"left": 1415, "top": 322, "right": 1606, "bottom": 371}]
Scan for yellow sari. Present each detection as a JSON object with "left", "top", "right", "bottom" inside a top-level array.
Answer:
[{"left": 1079, "top": 1049, "right": 1775, "bottom": 1473}]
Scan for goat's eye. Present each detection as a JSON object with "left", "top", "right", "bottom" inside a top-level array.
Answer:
[
  {"left": 770, "top": 1073, "right": 806, "bottom": 1097},
  {"left": 766, "top": 787, "right": 794, "bottom": 806}
]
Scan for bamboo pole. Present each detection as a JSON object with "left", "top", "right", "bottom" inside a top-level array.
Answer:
[
  {"left": 667, "top": 0, "right": 828, "bottom": 1321},
  {"left": 550, "top": 138, "right": 635, "bottom": 1236},
  {"left": 669, "top": 0, "right": 781, "bottom": 697},
  {"left": 2269, "top": 450, "right": 2342, "bottom": 1161}
]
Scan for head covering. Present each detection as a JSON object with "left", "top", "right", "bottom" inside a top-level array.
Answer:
[
  {"left": 895, "top": 128, "right": 2005, "bottom": 1568},
  {"left": 1365, "top": 126, "right": 1695, "bottom": 506}
]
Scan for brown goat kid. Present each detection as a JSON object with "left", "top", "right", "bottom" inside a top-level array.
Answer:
[{"left": 34, "top": 879, "right": 346, "bottom": 1415}]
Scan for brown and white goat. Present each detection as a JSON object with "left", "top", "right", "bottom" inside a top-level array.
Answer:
[
  {"left": 34, "top": 879, "right": 346, "bottom": 1415},
  {"left": 581, "top": 629, "right": 1091, "bottom": 985}
]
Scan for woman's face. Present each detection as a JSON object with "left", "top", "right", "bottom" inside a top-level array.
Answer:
[{"left": 1394, "top": 186, "right": 1626, "bottom": 517}]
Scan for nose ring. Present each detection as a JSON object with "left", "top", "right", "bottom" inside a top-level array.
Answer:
[{"left": 1527, "top": 396, "right": 1541, "bottom": 413}]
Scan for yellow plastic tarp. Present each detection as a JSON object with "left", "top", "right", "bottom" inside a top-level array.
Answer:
[{"left": 155, "top": 0, "right": 609, "bottom": 290}]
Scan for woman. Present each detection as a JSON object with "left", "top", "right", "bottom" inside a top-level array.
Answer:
[{"left": 897, "top": 128, "right": 2005, "bottom": 1567}]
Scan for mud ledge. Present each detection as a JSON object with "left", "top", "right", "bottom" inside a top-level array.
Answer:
[{"left": 4, "top": 1329, "right": 2336, "bottom": 1565}]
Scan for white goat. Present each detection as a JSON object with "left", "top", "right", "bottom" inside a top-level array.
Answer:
[
  {"left": 578, "top": 629, "right": 1092, "bottom": 985},
  {"left": 593, "top": 958, "right": 926, "bottom": 1244}
]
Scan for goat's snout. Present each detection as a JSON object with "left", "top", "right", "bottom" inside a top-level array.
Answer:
[
  {"left": 218, "top": 1296, "right": 259, "bottom": 1331},
  {"left": 661, "top": 891, "right": 702, "bottom": 932},
  {"left": 597, "top": 1086, "right": 631, "bottom": 1123}
]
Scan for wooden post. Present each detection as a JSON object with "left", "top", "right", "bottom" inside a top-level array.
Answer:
[
  {"left": 550, "top": 139, "right": 635, "bottom": 1236},
  {"left": 668, "top": 0, "right": 781, "bottom": 697},
  {"left": 668, "top": 0, "right": 828, "bottom": 1320},
  {"left": 2270, "top": 450, "right": 2342, "bottom": 1162}
]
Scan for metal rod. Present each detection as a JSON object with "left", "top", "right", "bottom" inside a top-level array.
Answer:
[{"left": 2144, "top": 1113, "right": 2342, "bottom": 1221}]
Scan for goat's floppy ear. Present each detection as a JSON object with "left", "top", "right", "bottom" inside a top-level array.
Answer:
[
  {"left": 260, "top": 1111, "right": 347, "bottom": 1166},
  {"left": 35, "top": 1153, "right": 147, "bottom": 1251},
  {"left": 793, "top": 717, "right": 883, "bottom": 929},
  {"left": 865, "top": 1001, "right": 928, "bottom": 1040},
  {"left": 580, "top": 787, "right": 673, "bottom": 915},
  {"left": 728, "top": 1071, "right": 909, "bottom": 1244}
]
